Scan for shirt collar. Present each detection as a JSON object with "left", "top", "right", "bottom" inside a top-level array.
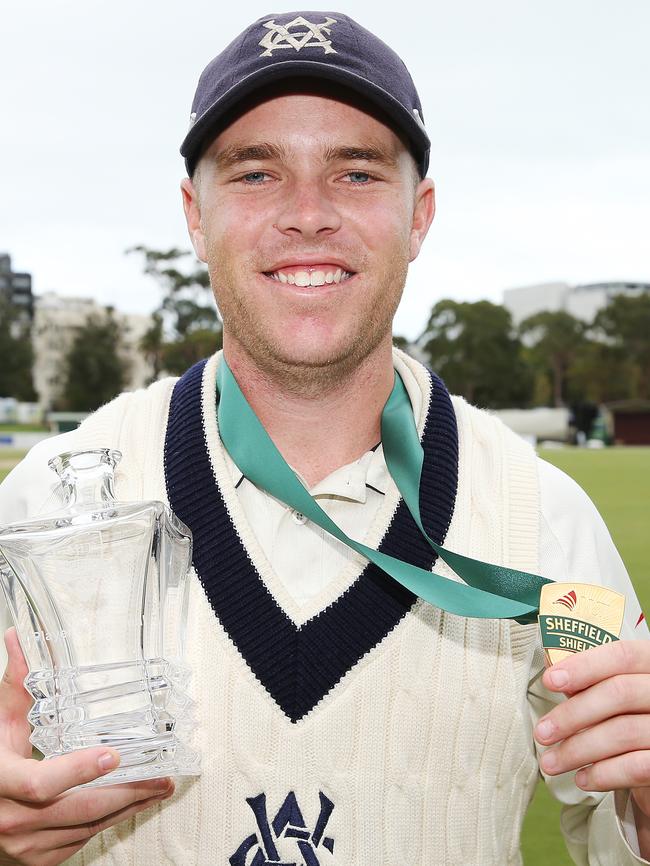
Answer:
[
  {"left": 224, "top": 444, "right": 390, "bottom": 503},
  {"left": 309, "top": 446, "right": 388, "bottom": 503},
  {"left": 221, "top": 348, "right": 424, "bottom": 502}
]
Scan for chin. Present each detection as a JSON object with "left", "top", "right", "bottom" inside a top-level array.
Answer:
[
  {"left": 273, "top": 346, "right": 346, "bottom": 369},
  {"left": 271, "top": 329, "right": 386, "bottom": 372}
]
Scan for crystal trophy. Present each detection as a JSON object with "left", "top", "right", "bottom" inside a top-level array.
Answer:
[{"left": 0, "top": 449, "right": 200, "bottom": 787}]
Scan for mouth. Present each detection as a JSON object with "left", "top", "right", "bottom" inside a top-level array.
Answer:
[{"left": 263, "top": 264, "right": 355, "bottom": 287}]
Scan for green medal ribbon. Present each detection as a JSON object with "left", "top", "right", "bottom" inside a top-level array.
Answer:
[{"left": 216, "top": 360, "right": 551, "bottom": 624}]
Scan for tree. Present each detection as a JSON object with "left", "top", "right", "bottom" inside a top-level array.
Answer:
[
  {"left": 592, "top": 293, "right": 650, "bottom": 400},
  {"left": 57, "top": 311, "right": 130, "bottom": 411},
  {"left": 519, "top": 311, "right": 585, "bottom": 407},
  {"left": 128, "top": 246, "right": 222, "bottom": 376},
  {"left": 418, "top": 299, "right": 532, "bottom": 408},
  {"left": 0, "top": 297, "right": 36, "bottom": 401},
  {"left": 139, "top": 312, "right": 165, "bottom": 382},
  {"left": 567, "top": 340, "right": 637, "bottom": 405}
]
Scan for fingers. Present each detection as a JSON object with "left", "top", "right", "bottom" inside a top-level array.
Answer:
[
  {"left": 543, "top": 640, "right": 650, "bottom": 695},
  {"left": 539, "top": 714, "right": 650, "bottom": 777},
  {"left": 535, "top": 673, "right": 650, "bottom": 745},
  {"left": 0, "top": 747, "right": 122, "bottom": 803},
  {"left": 0, "top": 785, "right": 173, "bottom": 866},
  {"left": 632, "top": 787, "right": 650, "bottom": 817},
  {"left": 35, "top": 778, "right": 175, "bottom": 830},
  {"left": 573, "top": 751, "right": 650, "bottom": 792},
  {"left": 7, "top": 785, "right": 174, "bottom": 854},
  {"left": 53, "top": 785, "right": 174, "bottom": 846}
]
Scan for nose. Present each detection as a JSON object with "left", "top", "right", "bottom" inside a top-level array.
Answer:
[{"left": 273, "top": 179, "right": 342, "bottom": 239}]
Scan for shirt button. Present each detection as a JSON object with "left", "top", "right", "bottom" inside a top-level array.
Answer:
[{"left": 292, "top": 511, "right": 307, "bottom": 525}]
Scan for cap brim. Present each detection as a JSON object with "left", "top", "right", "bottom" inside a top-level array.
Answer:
[{"left": 181, "top": 61, "right": 430, "bottom": 177}]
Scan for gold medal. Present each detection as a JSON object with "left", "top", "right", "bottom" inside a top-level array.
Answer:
[{"left": 538, "top": 583, "right": 626, "bottom": 665}]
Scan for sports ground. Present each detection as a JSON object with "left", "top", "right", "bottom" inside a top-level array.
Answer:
[{"left": 1, "top": 447, "right": 649, "bottom": 863}]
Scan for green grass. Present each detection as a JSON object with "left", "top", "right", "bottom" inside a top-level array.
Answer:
[
  {"left": 0, "top": 450, "right": 27, "bottom": 482},
  {"left": 0, "top": 423, "right": 47, "bottom": 433},
  {"left": 521, "top": 447, "right": 650, "bottom": 866}
]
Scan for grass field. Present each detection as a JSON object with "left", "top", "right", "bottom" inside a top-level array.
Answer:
[
  {"left": 0, "top": 423, "right": 47, "bottom": 433},
  {"left": 0, "top": 450, "right": 26, "bottom": 483},
  {"left": 521, "top": 447, "right": 650, "bottom": 865},
  {"left": 1, "top": 446, "right": 648, "bottom": 862}
]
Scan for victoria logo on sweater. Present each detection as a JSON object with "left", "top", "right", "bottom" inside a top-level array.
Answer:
[{"left": 229, "top": 791, "right": 335, "bottom": 865}]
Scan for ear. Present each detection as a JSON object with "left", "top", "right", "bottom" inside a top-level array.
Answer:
[
  {"left": 409, "top": 178, "right": 435, "bottom": 262},
  {"left": 180, "top": 177, "right": 207, "bottom": 262}
]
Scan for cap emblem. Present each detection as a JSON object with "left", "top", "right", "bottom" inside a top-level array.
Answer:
[{"left": 259, "top": 16, "right": 337, "bottom": 57}]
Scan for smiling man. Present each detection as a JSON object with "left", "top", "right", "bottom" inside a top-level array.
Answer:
[{"left": 1, "top": 11, "right": 650, "bottom": 866}]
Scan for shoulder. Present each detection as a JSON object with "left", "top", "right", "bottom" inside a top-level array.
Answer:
[
  {"left": 0, "top": 376, "right": 178, "bottom": 524},
  {"left": 536, "top": 455, "right": 619, "bottom": 573},
  {"left": 536, "top": 455, "right": 619, "bottom": 567},
  {"left": 449, "top": 393, "right": 537, "bottom": 471},
  {"left": 536, "top": 456, "right": 646, "bottom": 636},
  {"left": 537, "top": 457, "right": 604, "bottom": 531}
]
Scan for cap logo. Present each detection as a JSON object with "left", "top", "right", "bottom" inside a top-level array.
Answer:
[{"left": 259, "top": 16, "right": 337, "bottom": 57}]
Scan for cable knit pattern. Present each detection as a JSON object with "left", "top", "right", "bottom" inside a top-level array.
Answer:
[{"left": 62, "top": 350, "right": 541, "bottom": 866}]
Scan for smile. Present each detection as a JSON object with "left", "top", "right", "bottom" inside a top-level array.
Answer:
[{"left": 265, "top": 266, "right": 354, "bottom": 287}]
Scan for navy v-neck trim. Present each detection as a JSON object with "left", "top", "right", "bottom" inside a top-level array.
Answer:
[{"left": 164, "top": 358, "right": 458, "bottom": 723}]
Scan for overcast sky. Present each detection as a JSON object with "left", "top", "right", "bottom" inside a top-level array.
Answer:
[{"left": 2, "top": 0, "right": 649, "bottom": 338}]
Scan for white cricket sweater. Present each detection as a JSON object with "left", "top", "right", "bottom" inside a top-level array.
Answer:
[{"left": 0, "top": 350, "right": 645, "bottom": 865}]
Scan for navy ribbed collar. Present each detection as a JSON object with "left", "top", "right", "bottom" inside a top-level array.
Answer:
[{"left": 164, "top": 358, "right": 458, "bottom": 723}]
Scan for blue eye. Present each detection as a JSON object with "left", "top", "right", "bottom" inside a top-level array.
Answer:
[
  {"left": 347, "top": 171, "right": 371, "bottom": 183},
  {"left": 242, "top": 171, "right": 268, "bottom": 183}
]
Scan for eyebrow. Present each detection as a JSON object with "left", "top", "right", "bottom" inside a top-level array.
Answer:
[
  {"left": 323, "top": 144, "right": 399, "bottom": 168},
  {"left": 212, "top": 141, "right": 399, "bottom": 171},
  {"left": 213, "top": 142, "right": 287, "bottom": 170}
]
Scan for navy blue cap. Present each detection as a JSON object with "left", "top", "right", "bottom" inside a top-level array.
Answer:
[{"left": 181, "top": 11, "right": 430, "bottom": 178}]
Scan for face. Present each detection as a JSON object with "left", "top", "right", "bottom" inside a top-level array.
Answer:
[{"left": 181, "top": 90, "right": 434, "bottom": 378}]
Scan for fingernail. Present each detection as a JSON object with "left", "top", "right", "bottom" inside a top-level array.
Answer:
[
  {"left": 536, "top": 718, "right": 555, "bottom": 741},
  {"left": 98, "top": 751, "right": 119, "bottom": 772},
  {"left": 548, "top": 669, "right": 569, "bottom": 689},
  {"left": 155, "top": 781, "right": 172, "bottom": 795},
  {"left": 575, "top": 769, "right": 588, "bottom": 788},
  {"left": 541, "top": 749, "right": 557, "bottom": 772}
]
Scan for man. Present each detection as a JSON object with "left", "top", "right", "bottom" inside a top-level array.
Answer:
[{"left": 0, "top": 10, "right": 649, "bottom": 865}]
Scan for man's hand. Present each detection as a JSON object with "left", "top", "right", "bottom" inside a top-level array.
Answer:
[
  {"left": 0, "top": 628, "right": 174, "bottom": 866},
  {"left": 534, "top": 639, "right": 650, "bottom": 856}
]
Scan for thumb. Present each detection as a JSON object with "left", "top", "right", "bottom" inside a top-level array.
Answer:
[
  {"left": 0, "top": 628, "right": 33, "bottom": 755},
  {"left": 0, "top": 628, "right": 32, "bottom": 732},
  {"left": 1, "top": 627, "right": 30, "bottom": 694}
]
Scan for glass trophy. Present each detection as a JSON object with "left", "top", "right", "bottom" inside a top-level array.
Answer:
[{"left": 0, "top": 449, "right": 200, "bottom": 787}]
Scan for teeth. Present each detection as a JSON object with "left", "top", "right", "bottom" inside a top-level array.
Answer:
[{"left": 268, "top": 268, "right": 352, "bottom": 285}]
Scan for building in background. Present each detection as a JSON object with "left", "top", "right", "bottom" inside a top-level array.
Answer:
[
  {"left": 603, "top": 400, "right": 650, "bottom": 446},
  {"left": 0, "top": 253, "right": 34, "bottom": 326},
  {"left": 503, "top": 280, "right": 650, "bottom": 326},
  {"left": 32, "top": 292, "right": 153, "bottom": 409}
]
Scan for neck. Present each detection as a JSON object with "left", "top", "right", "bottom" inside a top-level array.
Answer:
[{"left": 223, "top": 337, "right": 395, "bottom": 487}]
